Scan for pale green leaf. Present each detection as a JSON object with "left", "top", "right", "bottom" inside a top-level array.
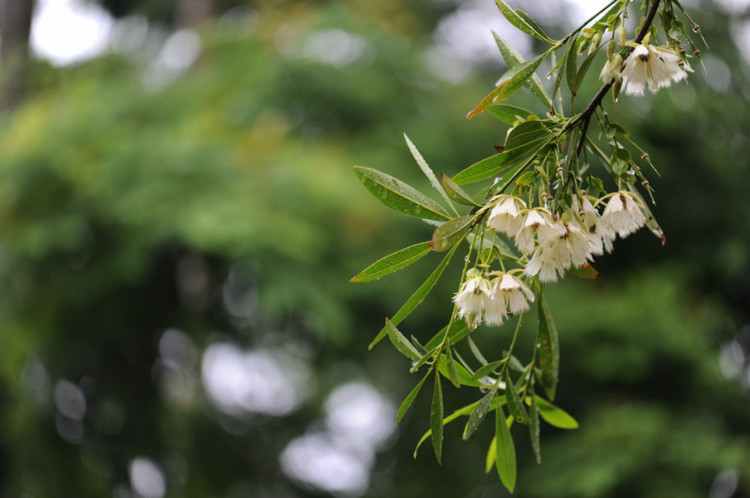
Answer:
[
  {"left": 404, "top": 134, "right": 458, "bottom": 216},
  {"left": 350, "top": 241, "right": 432, "bottom": 282},
  {"left": 369, "top": 243, "right": 460, "bottom": 349},
  {"left": 495, "top": 404, "right": 517, "bottom": 493},
  {"left": 353, "top": 166, "right": 450, "bottom": 221},
  {"left": 431, "top": 215, "right": 475, "bottom": 252},
  {"left": 397, "top": 371, "right": 430, "bottom": 424}
]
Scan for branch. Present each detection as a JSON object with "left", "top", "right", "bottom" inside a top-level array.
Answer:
[{"left": 567, "top": 0, "right": 662, "bottom": 137}]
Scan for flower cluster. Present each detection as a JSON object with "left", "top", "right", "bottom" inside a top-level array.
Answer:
[{"left": 453, "top": 269, "right": 535, "bottom": 330}]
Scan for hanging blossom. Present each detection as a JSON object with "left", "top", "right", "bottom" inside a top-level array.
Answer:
[
  {"left": 493, "top": 273, "right": 535, "bottom": 315},
  {"left": 620, "top": 44, "right": 693, "bottom": 96},
  {"left": 487, "top": 195, "right": 526, "bottom": 236},
  {"left": 601, "top": 191, "right": 647, "bottom": 237},
  {"left": 453, "top": 270, "right": 536, "bottom": 329},
  {"left": 453, "top": 269, "right": 493, "bottom": 330}
]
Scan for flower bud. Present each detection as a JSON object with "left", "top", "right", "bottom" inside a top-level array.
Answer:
[
  {"left": 616, "top": 25, "right": 627, "bottom": 46},
  {"left": 607, "top": 39, "right": 616, "bottom": 58},
  {"left": 589, "top": 32, "right": 602, "bottom": 54}
]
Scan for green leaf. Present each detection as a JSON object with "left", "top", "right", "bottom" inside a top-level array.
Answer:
[
  {"left": 534, "top": 396, "right": 578, "bottom": 429},
  {"left": 405, "top": 134, "right": 458, "bottom": 216},
  {"left": 451, "top": 151, "right": 523, "bottom": 185},
  {"left": 369, "top": 243, "right": 460, "bottom": 349},
  {"left": 505, "top": 370, "right": 530, "bottom": 424},
  {"left": 486, "top": 104, "right": 538, "bottom": 125},
  {"left": 472, "top": 359, "right": 505, "bottom": 380},
  {"left": 505, "top": 120, "right": 552, "bottom": 151},
  {"left": 491, "top": 32, "right": 552, "bottom": 109},
  {"left": 438, "top": 353, "right": 483, "bottom": 387},
  {"left": 467, "top": 336, "right": 488, "bottom": 365},
  {"left": 350, "top": 241, "right": 432, "bottom": 282},
  {"left": 463, "top": 388, "right": 496, "bottom": 441},
  {"left": 414, "top": 402, "right": 478, "bottom": 458},
  {"left": 494, "top": 0, "right": 556, "bottom": 44},
  {"left": 397, "top": 371, "right": 430, "bottom": 424},
  {"left": 424, "top": 321, "right": 471, "bottom": 351},
  {"left": 385, "top": 318, "right": 421, "bottom": 361},
  {"left": 467, "top": 53, "right": 547, "bottom": 119},
  {"left": 495, "top": 404, "right": 517, "bottom": 493},
  {"left": 485, "top": 436, "right": 497, "bottom": 473},
  {"left": 537, "top": 292, "right": 559, "bottom": 400},
  {"left": 444, "top": 347, "right": 461, "bottom": 387},
  {"left": 565, "top": 40, "right": 579, "bottom": 95},
  {"left": 353, "top": 166, "right": 450, "bottom": 221},
  {"left": 574, "top": 48, "right": 600, "bottom": 91},
  {"left": 441, "top": 173, "right": 480, "bottom": 206},
  {"left": 431, "top": 215, "right": 475, "bottom": 252},
  {"left": 430, "top": 374, "right": 444, "bottom": 463},
  {"left": 529, "top": 382, "right": 542, "bottom": 463}
]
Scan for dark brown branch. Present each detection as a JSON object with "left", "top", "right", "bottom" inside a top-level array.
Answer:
[{"left": 567, "top": 0, "right": 662, "bottom": 137}]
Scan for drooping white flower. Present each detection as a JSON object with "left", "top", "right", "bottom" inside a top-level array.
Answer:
[
  {"left": 487, "top": 195, "right": 526, "bottom": 236},
  {"left": 514, "top": 209, "right": 561, "bottom": 254},
  {"left": 601, "top": 191, "right": 647, "bottom": 238},
  {"left": 495, "top": 273, "right": 535, "bottom": 315},
  {"left": 621, "top": 44, "right": 693, "bottom": 96},
  {"left": 575, "top": 195, "right": 616, "bottom": 256},
  {"left": 600, "top": 53, "right": 623, "bottom": 83},
  {"left": 524, "top": 246, "right": 565, "bottom": 283},
  {"left": 453, "top": 269, "right": 492, "bottom": 330},
  {"left": 483, "top": 291, "right": 506, "bottom": 326}
]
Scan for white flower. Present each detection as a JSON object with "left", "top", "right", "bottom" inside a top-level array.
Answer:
[
  {"left": 487, "top": 196, "right": 525, "bottom": 235},
  {"left": 600, "top": 53, "right": 623, "bottom": 83},
  {"left": 601, "top": 191, "right": 647, "bottom": 238},
  {"left": 495, "top": 273, "right": 535, "bottom": 315},
  {"left": 524, "top": 246, "right": 565, "bottom": 283},
  {"left": 514, "top": 209, "right": 560, "bottom": 254},
  {"left": 621, "top": 44, "right": 693, "bottom": 96},
  {"left": 453, "top": 270, "right": 492, "bottom": 330},
  {"left": 575, "top": 195, "right": 616, "bottom": 255},
  {"left": 483, "top": 291, "right": 506, "bottom": 326}
]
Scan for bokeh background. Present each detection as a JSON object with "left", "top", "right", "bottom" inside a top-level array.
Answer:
[{"left": 0, "top": 0, "right": 749, "bottom": 496}]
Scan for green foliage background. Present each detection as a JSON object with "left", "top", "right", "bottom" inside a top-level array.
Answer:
[{"left": 0, "top": 1, "right": 748, "bottom": 496}]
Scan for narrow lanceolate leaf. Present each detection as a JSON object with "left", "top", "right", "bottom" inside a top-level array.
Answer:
[
  {"left": 504, "top": 120, "right": 551, "bottom": 151},
  {"left": 494, "top": 0, "right": 556, "bottom": 44},
  {"left": 467, "top": 54, "right": 547, "bottom": 119},
  {"left": 487, "top": 104, "right": 538, "bottom": 125},
  {"left": 404, "top": 134, "right": 458, "bottom": 216},
  {"left": 467, "top": 336, "right": 488, "bottom": 365},
  {"left": 505, "top": 370, "right": 530, "bottom": 424},
  {"left": 385, "top": 319, "right": 420, "bottom": 361},
  {"left": 369, "top": 243, "right": 460, "bottom": 349},
  {"left": 537, "top": 292, "right": 559, "bottom": 400},
  {"left": 485, "top": 436, "right": 497, "bottom": 474},
  {"left": 452, "top": 152, "right": 521, "bottom": 185},
  {"left": 529, "top": 381, "right": 541, "bottom": 464},
  {"left": 397, "top": 371, "right": 430, "bottom": 424},
  {"left": 414, "top": 402, "right": 478, "bottom": 458},
  {"left": 353, "top": 166, "right": 450, "bottom": 221},
  {"left": 430, "top": 374, "right": 444, "bottom": 463},
  {"left": 437, "top": 354, "right": 483, "bottom": 387},
  {"left": 574, "top": 48, "right": 600, "bottom": 92},
  {"left": 441, "top": 173, "right": 480, "bottom": 207},
  {"left": 534, "top": 396, "right": 578, "bottom": 429},
  {"left": 431, "top": 215, "right": 475, "bottom": 252},
  {"left": 491, "top": 32, "right": 552, "bottom": 108},
  {"left": 425, "top": 321, "right": 470, "bottom": 351},
  {"left": 627, "top": 185, "right": 666, "bottom": 245},
  {"left": 495, "top": 404, "right": 517, "bottom": 493},
  {"left": 463, "top": 388, "right": 496, "bottom": 441},
  {"left": 444, "top": 347, "right": 461, "bottom": 387},
  {"left": 565, "top": 40, "right": 579, "bottom": 95},
  {"left": 350, "top": 241, "right": 432, "bottom": 282}
]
